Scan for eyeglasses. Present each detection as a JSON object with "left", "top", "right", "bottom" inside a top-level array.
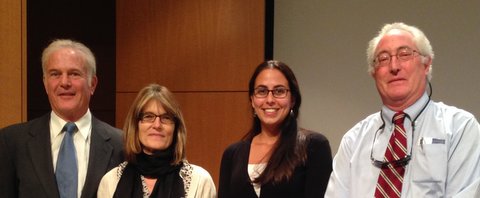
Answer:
[
  {"left": 370, "top": 116, "right": 413, "bottom": 169},
  {"left": 374, "top": 47, "right": 421, "bottom": 67},
  {"left": 139, "top": 112, "right": 176, "bottom": 124},
  {"left": 253, "top": 86, "right": 290, "bottom": 98},
  {"left": 370, "top": 98, "right": 431, "bottom": 169},
  {"left": 371, "top": 153, "right": 411, "bottom": 168}
]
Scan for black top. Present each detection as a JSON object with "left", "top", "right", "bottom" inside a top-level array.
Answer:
[{"left": 218, "top": 131, "right": 332, "bottom": 198}]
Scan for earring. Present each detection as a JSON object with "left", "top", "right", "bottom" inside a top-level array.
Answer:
[{"left": 290, "top": 109, "right": 294, "bottom": 117}]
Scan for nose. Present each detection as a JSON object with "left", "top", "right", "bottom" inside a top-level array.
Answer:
[
  {"left": 266, "top": 91, "right": 275, "bottom": 104},
  {"left": 151, "top": 117, "right": 163, "bottom": 129},
  {"left": 60, "top": 74, "right": 71, "bottom": 87},
  {"left": 389, "top": 56, "right": 401, "bottom": 73}
]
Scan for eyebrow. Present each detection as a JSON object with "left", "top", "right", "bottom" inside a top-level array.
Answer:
[
  {"left": 376, "top": 45, "right": 413, "bottom": 55},
  {"left": 273, "top": 85, "right": 288, "bottom": 89},
  {"left": 255, "top": 85, "right": 288, "bottom": 89}
]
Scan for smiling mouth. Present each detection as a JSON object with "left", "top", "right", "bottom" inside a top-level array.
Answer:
[
  {"left": 389, "top": 78, "right": 405, "bottom": 84},
  {"left": 264, "top": 109, "right": 277, "bottom": 113},
  {"left": 59, "top": 92, "right": 75, "bottom": 96},
  {"left": 149, "top": 133, "right": 165, "bottom": 137}
]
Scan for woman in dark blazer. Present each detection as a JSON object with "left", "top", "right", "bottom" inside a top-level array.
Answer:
[{"left": 218, "top": 60, "right": 333, "bottom": 198}]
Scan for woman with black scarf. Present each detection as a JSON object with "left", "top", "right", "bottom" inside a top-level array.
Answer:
[{"left": 98, "top": 84, "right": 216, "bottom": 198}]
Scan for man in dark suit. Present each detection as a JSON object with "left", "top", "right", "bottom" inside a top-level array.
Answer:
[{"left": 0, "top": 39, "right": 123, "bottom": 198}]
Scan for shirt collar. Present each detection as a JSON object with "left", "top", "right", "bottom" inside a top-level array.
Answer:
[
  {"left": 50, "top": 109, "right": 92, "bottom": 140},
  {"left": 381, "top": 92, "right": 430, "bottom": 124}
]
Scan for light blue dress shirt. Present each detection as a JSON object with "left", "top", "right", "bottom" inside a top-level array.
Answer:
[{"left": 326, "top": 92, "right": 480, "bottom": 197}]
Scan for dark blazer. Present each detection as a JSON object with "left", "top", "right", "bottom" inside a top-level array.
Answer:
[
  {"left": 0, "top": 113, "right": 123, "bottom": 198},
  {"left": 218, "top": 131, "right": 333, "bottom": 198}
]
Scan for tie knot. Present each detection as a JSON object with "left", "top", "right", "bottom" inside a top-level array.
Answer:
[
  {"left": 393, "top": 112, "right": 406, "bottom": 125},
  {"left": 64, "top": 122, "right": 77, "bottom": 135}
]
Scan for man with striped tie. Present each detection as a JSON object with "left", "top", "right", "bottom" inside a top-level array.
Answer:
[{"left": 325, "top": 22, "right": 480, "bottom": 197}]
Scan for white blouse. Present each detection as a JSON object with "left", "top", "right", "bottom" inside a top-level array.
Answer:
[{"left": 248, "top": 163, "right": 267, "bottom": 197}]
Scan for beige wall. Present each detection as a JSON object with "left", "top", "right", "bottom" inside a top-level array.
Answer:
[
  {"left": 274, "top": 1, "right": 480, "bottom": 153},
  {"left": 0, "top": 0, "right": 26, "bottom": 128}
]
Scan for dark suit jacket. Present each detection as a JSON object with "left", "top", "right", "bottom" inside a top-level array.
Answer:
[
  {"left": 0, "top": 113, "right": 124, "bottom": 198},
  {"left": 218, "top": 131, "right": 333, "bottom": 198}
]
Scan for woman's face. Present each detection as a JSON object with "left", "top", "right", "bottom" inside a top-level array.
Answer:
[
  {"left": 138, "top": 99, "right": 175, "bottom": 155},
  {"left": 251, "top": 68, "right": 293, "bottom": 131}
]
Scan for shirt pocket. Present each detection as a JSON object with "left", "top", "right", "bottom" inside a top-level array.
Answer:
[{"left": 411, "top": 141, "right": 447, "bottom": 194}]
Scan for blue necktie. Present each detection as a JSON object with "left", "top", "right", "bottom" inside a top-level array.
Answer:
[{"left": 56, "top": 122, "right": 78, "bottom": 198}]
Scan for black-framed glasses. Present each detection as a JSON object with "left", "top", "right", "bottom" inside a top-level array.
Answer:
[
  {"left": 374, "top": 47, "right": 421, "bottom": 67},
  {"left": 371, "top": 153, "right": 411, "bottom": 168},
  {"left": 253, "top": 86, "right": 289, "bottom": 98},
  {"left": 139, "top": 112, "right": 176, "bottom": 124},
  {"left": 370, "top": 115, "right": 413, "bottom": 169}
]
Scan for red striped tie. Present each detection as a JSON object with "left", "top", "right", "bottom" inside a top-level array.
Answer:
[{"left": 375, "top": 112, "right": 407, "bottom": 198}]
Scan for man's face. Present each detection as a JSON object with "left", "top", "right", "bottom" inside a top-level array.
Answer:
[
  {"left": 43, "top": 48, "right": 97, "bottom": 121},
  {"left": 372, "top": 29, "right": 431, "bottom": 111}
]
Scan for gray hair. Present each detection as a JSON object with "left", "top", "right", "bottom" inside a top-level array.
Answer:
[
  {"left": 41, "top": 39, "right": 96, "bottom": 84},
  {"left": 366, "top": 22, "right": 434, "bottom": 80}
]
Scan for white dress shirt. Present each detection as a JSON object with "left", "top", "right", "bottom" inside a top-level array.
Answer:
[
  {"left": 326, "top": 93, "right": 480, "bottom": 198},
  {"left": 50, "top": 110, "right": 92, "bottom": 198}
]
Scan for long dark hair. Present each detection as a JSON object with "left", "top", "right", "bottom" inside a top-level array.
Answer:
[{"left": 243, "top": 60, "right": 307, "bottom": 184}]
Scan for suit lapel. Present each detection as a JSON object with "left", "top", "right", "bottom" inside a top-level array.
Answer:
[
  {"left": 27, "top": 114, "right": 60, "bottom": 198},
  {"left": 81, "top": 117, "right": 114, "bottom": 198}
]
